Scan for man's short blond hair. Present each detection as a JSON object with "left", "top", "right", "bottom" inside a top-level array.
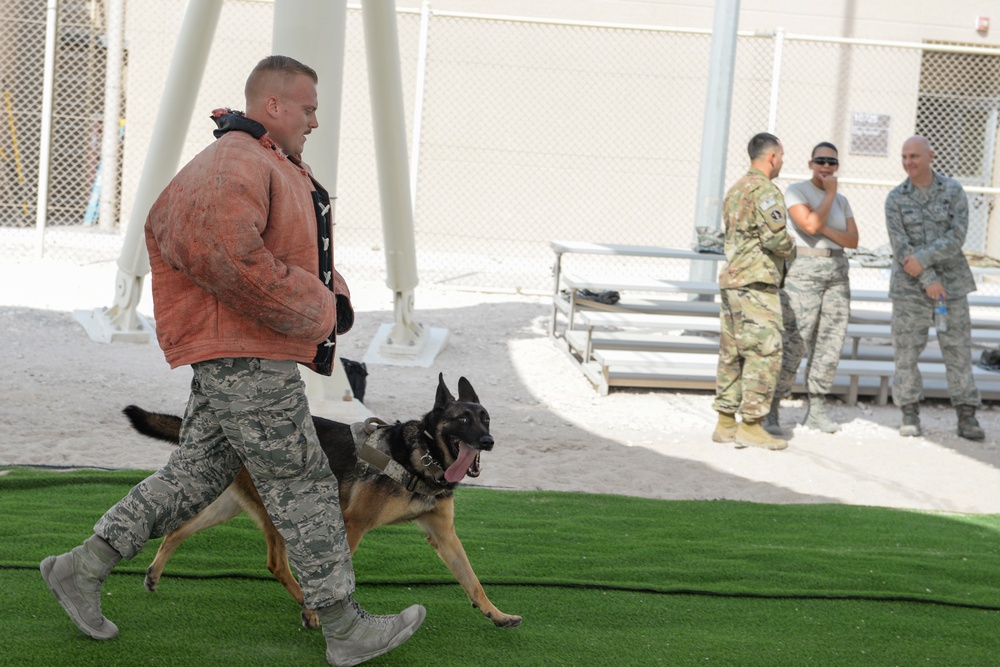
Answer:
[{"left": 245, "top": 55, "right": 318, "bottom": 106}]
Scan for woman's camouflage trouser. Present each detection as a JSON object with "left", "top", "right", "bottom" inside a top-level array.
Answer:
[{"left": 774, "top": 256, "right": 851, "bottom": 397}]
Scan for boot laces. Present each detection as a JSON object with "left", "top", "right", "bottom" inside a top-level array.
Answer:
[{"left": 350, "top": 599, "right": 396, "bottom": 628}]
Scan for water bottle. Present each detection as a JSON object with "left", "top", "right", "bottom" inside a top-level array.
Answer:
[{"left": 935, "top": 297, "right": 948, "bottom": 333}]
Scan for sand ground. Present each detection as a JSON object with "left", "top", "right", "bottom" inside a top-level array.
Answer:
[{"left": 3, "top": 259, "right": 1000, "bottom": 515}]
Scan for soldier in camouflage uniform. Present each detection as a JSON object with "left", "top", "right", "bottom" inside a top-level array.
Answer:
[
  {"left": 40, "top": 57, "right": 425, "bottom": 667},
  {"left": 885, "top": 135, "right": 984, "bottom": 441},
  {"left": 712, "top": 133, "right": 796, "bottom": 450},
  {"left": 768, "top": 142, "right": 858, "bottom": 436}
]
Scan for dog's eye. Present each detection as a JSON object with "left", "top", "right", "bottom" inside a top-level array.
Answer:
[{"left": 459, "top": 416, "right": 468, "bottom": 423}]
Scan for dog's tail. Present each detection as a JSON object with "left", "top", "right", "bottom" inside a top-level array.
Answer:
[{"left": 123, "top": 405, "right": 182, "bottom": 445}]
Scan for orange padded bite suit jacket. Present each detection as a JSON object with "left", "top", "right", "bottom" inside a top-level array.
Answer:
[{"left": 144, "top": 110, "right": 352, "bottom": 375}]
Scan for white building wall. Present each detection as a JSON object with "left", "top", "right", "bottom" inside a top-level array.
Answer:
[{"left": 393, "top": 0, "right": 997, "bottom": 44}]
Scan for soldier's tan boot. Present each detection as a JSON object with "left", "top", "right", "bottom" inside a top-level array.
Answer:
[
  {"left": 735, "top": 419, "right": 788, "bottom": 450},
  {"left": 712, "top": 412, "right": 738, "bottom": 443},
  {"left": 321, "top": 597, "right": 426, "bottom": 667},
  {"left": 40, "top": 535, "right": 121, "bottom": 640}
]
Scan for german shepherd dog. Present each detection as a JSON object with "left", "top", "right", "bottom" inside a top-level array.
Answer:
[{"left": 124, "top": 373, "right": 521, "bottom": 629}]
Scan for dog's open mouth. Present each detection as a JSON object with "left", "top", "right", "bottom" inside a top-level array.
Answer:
[{"left": 444, "top": 438, "right": 482, "bottom": 483}]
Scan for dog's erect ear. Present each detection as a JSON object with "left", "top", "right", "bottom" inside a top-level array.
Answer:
[
  {"left": 435, "top": 372, "right": 455, "bottom": 409},
  {"left": 457, "top": 376, "right": 479, "bottom": 404}
]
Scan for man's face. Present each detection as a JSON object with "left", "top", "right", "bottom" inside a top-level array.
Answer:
[
  {"left": 268, "top": 74, "right": 319, "bottom": 158},
  {"left": 901, "top": 139, "right": 933, "bottom": 184}
]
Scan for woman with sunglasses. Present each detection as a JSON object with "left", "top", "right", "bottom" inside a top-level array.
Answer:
[{"left": 765, "top": 142, "right": 859, "bottom": 435}]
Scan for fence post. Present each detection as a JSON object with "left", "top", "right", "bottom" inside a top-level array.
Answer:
[
  {"left": 409, "top": 0, "right": 431, "bottom": 211},
  {"left": 97, "top": 0, "right": 124, "bottom": 231},
  {"left": 767, "top": 27, "right": 785, "bottom": 133},
  {"left": 34, "top": 0, "right": 58, "bottom": 257}
]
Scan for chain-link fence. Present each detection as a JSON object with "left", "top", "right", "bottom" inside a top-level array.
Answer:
[
  {"left": 0, "top": 0, "right": 45, "bottom": 233},
  {"left": 3, "top": 3, "right": 1000, "bottom": 295}
]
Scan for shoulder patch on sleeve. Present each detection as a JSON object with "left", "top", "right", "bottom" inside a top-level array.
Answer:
[
  {"left": 759, "top": 195, "right": 777, "bottom": 211},
  {"left": 770, "top": 209, "right": 784, "bottom": 221}
]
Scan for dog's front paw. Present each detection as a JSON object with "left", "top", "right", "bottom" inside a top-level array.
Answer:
[
  {"left": 301, "top": 607, "right": 320, "bottom": 630},
  {"left": 487, "top": 611, "right": 523, "bottom": 628},
  {"left": 144, "top": 568, "right": 159, "bottom": 593}
]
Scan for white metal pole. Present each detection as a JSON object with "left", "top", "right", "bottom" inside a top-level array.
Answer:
[
  {"left": 75, "top": 0, "right": 223, "bottom": 342},
  {"left": 34, "top": 0, "right": 58, "bottom": 257},
  {"left": 362, "top": 0, "right": 447, "bottom": 363},
  {"left": 97, "top": 0, "right": 124, "bottom": 231},
  {"left": 767, "top": 28, "right": 785, "bottom": 133},
  {"left": 409, "top": 0, "right": 431, "bottom": 211},
  {"left": 273, "top": 0, "right": 347, "bottom": 194},
  {"left": 690, "top": 0, "right": 740, "bottom": 284},
  {"left": 363, "top": 0, "right": 418, "bottom": 295},
  {"left": 273, "top": 0, "right": 361, "bottom": 414}
]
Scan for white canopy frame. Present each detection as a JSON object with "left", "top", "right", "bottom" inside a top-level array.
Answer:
[{"left": 76, "top": 0, "right": 442, "bottom": 417}]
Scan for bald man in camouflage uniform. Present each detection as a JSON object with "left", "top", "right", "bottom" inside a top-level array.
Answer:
[
  {"left": 885, "top": 134, "right": 984, "bottom": 440},
  {"left": 712, "top": 133, "right": 796, "bottom": 450}
]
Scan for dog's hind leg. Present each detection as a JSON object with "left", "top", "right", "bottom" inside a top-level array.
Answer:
[
  {"left": 415, "top": 497, "right": 522, "bottom": 628},
  {"left": 144, "top": 488, "right": 245, "bottom": 592}
]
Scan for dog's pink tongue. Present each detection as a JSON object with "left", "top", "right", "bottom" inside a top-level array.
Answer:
[{"left": 444, "top": 444, "right": 478, "bottom": 483}]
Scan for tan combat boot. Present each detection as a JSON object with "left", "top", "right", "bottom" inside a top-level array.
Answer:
[
  {"left": 321, "top": 597, "right": 426, "bottom": 667},
  {"left": 735, "top": 419, "right": 788, "bottom": 450},
  {"left": 40, "top": 534, "right": 122, "bottom": 640},
  {"left": 712, "top": 412, "right": 738, "bottom": 443}
]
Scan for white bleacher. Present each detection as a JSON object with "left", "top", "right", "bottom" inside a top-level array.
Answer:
[{"left": 550, "top": 240, "right": 1000, "bottom": 400}]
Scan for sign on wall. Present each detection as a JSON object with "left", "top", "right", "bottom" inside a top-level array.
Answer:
[{"left": 850, "top": 112, "right": 892, "bottom": 156}]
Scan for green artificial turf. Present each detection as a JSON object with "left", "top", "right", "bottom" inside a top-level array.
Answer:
[{"left": 3, "top": 467, "right": 1000, "bottom": 666}]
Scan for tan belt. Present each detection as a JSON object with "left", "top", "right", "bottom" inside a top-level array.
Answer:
[{"left": 796, "top": 246, "right": 844, "bottom": 258}]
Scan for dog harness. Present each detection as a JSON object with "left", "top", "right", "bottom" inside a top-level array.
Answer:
[{"left": 350, "top": 418, "right": 452, "bottom": 497}]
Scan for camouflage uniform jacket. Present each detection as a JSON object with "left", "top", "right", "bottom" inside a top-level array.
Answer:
[
  {"left": 718, "top": 167, "right": 796, "bottom": 289},
  {"left": 884, "top": 171, "right": 976, "bottom": 300}
]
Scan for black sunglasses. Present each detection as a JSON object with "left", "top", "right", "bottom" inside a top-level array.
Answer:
[{"left": 812, "top": 156, "right": 839, "bottom": 166}]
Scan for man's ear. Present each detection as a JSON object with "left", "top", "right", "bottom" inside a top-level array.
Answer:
[{"left": 265, "top": 94, "right": 280, "bottom": 118}]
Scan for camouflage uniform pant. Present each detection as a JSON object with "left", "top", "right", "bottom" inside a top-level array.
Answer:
[
  {"left": 94, "top": 358, "right": 355, "bottom": 609},
  {"left": 713, "top": 284, "right": 783, "bottom": 420},
  {"left": 774, "top": 256, "right": 851, "bottom": 397},
  {"left": 891, "top": 295, "right": 981, "bottom": 407}
]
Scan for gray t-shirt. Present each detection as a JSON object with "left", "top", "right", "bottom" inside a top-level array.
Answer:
[{"left": 784, "top": 179, "right": 854, "bottom": 250}]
